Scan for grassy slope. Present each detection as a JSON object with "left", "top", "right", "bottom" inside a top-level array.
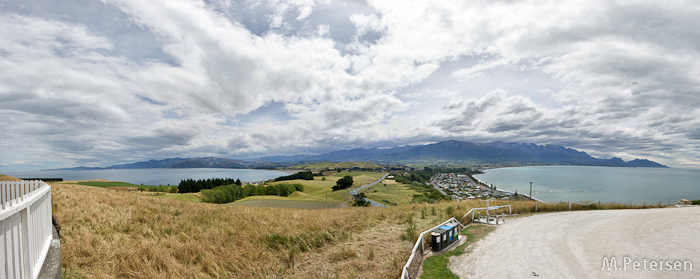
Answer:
[
  {"left": 291, "top": 161, "right": 383, "bottom": 170},
  {"left": 52, "top": 181, "right": 435, "bottom": 279},
  {"left": 0, "top": 174, "right": 22, "bottom": 181},
  {"left": 76, "top": 181, "right": 143, "bottom": 187},
  {"left": 241, "top": 171, "right": 386, "bottom": 204},
  {"left": 231, "top": 199, "right": 347, "bottom": 209},
  {"left": 48, "top": 173, "right": 662, "bottom": 278},
  {"left": 362, "top": 179, "right": 419, "bottom": 205}
]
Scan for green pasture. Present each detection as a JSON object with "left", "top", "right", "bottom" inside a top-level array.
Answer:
[{"left": 362, "top": 181, "right": 419, "bottom": 205}]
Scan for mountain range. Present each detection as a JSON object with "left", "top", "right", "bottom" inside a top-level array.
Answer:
[{"left": 50, "top": 140, "right": 667, "bottom": 170}]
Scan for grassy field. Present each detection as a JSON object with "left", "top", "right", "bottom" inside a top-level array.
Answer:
[
  {"left": 231, "top": 199, "right": 347, "bottom": 209},
  {"left": 290, "top": 161, "right": 383, "bottom": 171},
  {"left": 262, "top": 171, "right": 386, "bottom": 204},
  {"left": 155, "top": 192, "right": 204, "bottom": 202},
  {"left": 76, "top": 181, "right": 146, "bottom": 187},
  {"left": 362, "top": 179, "right": 419, "bottom": 205},
  {"left": 46, "top": 179, "right": 550, "bottom": 278},
  {"left": 0, "top": 174, "right": 22, "bottom": 181},
  {"left": 12, "top": 171, "right": 665, "bottom": 279},
  {"left": 51, "top": 181, "right": 440, "bottom": 278}
]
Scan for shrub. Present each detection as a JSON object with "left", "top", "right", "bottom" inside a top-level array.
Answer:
[{"left": 332, "top": 176, "right": 354, "bottom": 191}]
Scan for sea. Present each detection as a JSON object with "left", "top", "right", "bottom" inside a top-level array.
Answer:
[
  {"left": 6, "top": 168, "right": 291, "bottom": 187},
  {"left": 474, "top": 166, "right": 700, "bottom": 205}
]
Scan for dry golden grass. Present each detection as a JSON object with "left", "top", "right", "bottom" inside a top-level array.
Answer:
[
  {"left": 51, "top": 180, "right": 659, "bottom": 279},
  {"left": 52, "top": 182, "right": 426, "bottom": 278},
  {"left": 0, "top": 174, "right": 22, "bottom": 181}
]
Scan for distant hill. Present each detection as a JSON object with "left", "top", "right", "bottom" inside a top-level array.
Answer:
[
  {"left": 46, "top": 157, "right": 291, "bottom": 171},
  {"left": 48, "top": 140, "right": 667, "bottom": 170},
  {"left": 369, "top": 140, "right": 667, "bottom": 167},
  {"left": 257, "top": 146, "right": 417, "bottom": 162}
]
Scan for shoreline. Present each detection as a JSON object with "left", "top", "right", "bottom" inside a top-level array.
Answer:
[{"left": 472, "top": 173, "right": 549, "bottom": 203}]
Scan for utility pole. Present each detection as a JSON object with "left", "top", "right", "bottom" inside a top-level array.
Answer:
[{"left": 529, "top": 182, "right": 533, "bottom": 201}]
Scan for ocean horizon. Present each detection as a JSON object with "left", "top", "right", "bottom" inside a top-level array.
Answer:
[
  {"left": 474, "top": 166, "right": 700, "bottom": 205},
  {"left": 5, "top": 168, "right": 291, "bottom": 186}
]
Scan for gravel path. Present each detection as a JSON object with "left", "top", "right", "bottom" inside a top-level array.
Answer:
[{"left": 451, "top": 207, "right": 700, "bottom": 278}]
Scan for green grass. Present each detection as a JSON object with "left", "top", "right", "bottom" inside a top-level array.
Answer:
[
  {"left": 290, "top": 161, "right": 383, "bottom": 170},
  {"left": 362, "top": 180, "right": 419, "bottom": 205},
  {"left": 263, "top": 172, "right": 387, "bottom": 203},
  {"left": 421, "top": 225, "right": 497, "bottom": 279}
]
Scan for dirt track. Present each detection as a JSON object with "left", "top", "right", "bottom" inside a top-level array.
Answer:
[{"left": 451, "top": 207, "right": 700, "bottom": 278}]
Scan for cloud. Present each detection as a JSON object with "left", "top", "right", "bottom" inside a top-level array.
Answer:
[{"left": 2, "top": 0, "right": 700, "bottom": 170}]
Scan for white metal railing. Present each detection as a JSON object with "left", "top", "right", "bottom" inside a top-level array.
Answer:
[
  {"left": 0, "top": 180, "right": 53, "bottom": 279},
  {"left": 400, "top": 217, "right": 464, "bottom": 279},
  {"left": 462, "top": 201, "right": 512, "bottom": 224}
]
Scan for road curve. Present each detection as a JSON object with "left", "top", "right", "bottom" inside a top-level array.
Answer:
[{"left": 350, "top": 173, "right": 389, "bottom": 207}]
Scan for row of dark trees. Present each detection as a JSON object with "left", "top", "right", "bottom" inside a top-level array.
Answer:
[
  {"left": 178, "top": 178, "right": 241, "bottom": 193},
  {"left": 201, "top": 183, "right": 304, "bottom": 204},
  {"left": 274, "top": 171, "right": 314, "bottom": 181}
]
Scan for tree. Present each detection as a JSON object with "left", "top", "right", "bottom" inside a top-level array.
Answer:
[
  {"left": 332, "top": 175, "right": 354, "bottom": 191},
  {"left": 352, "top": 193, "right": 370, "bottom": 207}
]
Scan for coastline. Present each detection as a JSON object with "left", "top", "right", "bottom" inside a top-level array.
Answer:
[{"left": 471, "top": 174, "right": 549, "bottom": 203}]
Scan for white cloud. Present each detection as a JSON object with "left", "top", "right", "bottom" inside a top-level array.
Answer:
[{"left": 2, "top": 0, "right": 700, "bottom": 169}]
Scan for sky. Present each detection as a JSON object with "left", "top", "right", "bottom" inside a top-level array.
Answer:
[{"left": 1, "top": 0, "right": 700, "bottom": 171}]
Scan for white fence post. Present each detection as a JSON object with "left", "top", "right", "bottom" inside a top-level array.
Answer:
[
  {"left": 401, "top": 217, "right": 464, "bottom": 279},
  {"left": 0, "top": 180, "right": 53, "bottom": 279}
]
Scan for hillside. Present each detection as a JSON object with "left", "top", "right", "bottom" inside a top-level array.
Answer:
[
  {"left": 372, "top": 141, "right": 667, "bottom": 167},
  {"left": 0, "top": 174, "right": 22, "bottom": 181},
  {"left": 51, "top": 178, "right": 664, "bottom": 278},
  {"left": 47, "top": 157, "right": 291, "bottom": 170},
  {"left": 259, "top": 141, "right": 667, "bottom": 167},
  {"left": 49, "top": 181, "right": 442, "bottom": 278},
  {"left": 48, "top": 140, "right": 667, "bottom": 171}
]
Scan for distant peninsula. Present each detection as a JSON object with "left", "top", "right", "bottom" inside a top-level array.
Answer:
[{"left": 46, "top": 140, "right": 667, "bottom": 170}]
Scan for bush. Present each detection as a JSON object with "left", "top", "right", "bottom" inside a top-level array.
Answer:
[
  {"left": 201, "top": 183, "right": 304, "bottom": 204},
  {"left": 332, "top": 176, "right": 354, "bottom": 191},
  {"left": 352, "top": 193, "right": 370, "bottom": 207},
  {"left": 274, "top": 171, "right": 314, "bottom": 182}
]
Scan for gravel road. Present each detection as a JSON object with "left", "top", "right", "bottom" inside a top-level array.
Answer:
[{"left": 451, "top": 207, "right": 700, "bottom": 278}]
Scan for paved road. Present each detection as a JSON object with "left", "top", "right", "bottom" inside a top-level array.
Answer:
[
  {"left": 350, "top": 173, "right": 389, "bottom": 207},
  {"left": 429, "top": 177, "right": 448, "bottom": 196}
]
